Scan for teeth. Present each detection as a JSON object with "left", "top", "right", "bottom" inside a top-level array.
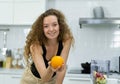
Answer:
[{"left": 49, "top": 32, "right": 55, "bottom": 36}]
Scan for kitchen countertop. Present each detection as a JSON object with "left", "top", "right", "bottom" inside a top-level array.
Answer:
[
  {"left": 66, "top": 68, "right": 120, "bottom": 79},
  {"left": 0, "top": 69, "right": 118, "bottom": 84},
  {"left": 66, "top": 72, "right": 120, "bottom": 79},
  {"left": 0, "top": 68, "right": 24, "bottom": 75},
  {"left": 65, "top": 70, "right": 120, "bottom": 84},
  {"left": 0, "top": 68, "right": 120, "bottom": 80}
]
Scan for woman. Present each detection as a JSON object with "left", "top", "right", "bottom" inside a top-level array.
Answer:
[{"left": 20, "top": 8, "right": 74, "bottom": 84}]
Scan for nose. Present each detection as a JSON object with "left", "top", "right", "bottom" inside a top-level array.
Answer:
[{"left": 49, "top": 26, "right": 53, "bottom": 31}]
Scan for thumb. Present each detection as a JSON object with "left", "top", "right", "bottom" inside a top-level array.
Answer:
[{"left": 48, "top": 61, "right": 51, "bottom": 66}]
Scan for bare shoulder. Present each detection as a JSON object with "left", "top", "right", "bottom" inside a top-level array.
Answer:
[
  {"left": 63, "top": 34, "right": 73, "bottom": 45},
  {"left": 63, "top": 37, "right": 73, "bottom": 47},
  {"left": 30, "top": 43, "right": 43, "bottom": 55}
]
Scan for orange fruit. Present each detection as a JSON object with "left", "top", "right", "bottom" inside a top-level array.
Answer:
[{"left": 51, "top": 56, "right": 64, "bottom": 69}]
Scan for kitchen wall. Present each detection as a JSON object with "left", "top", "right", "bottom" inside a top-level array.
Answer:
[
  {"left": 0, "top": 25, "right": 30, "bottom": 49},
  {"left": 0, "top": 0, "right": 120, "bottom": 71},
  {"left": 47, "top": 0, "right": 120, "bottom": 70}
]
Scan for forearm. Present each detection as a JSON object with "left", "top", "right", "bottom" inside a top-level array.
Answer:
[
  {"left": 55, "top": 66, "right": 66, "bottom": 84},
  {"left": 42, "top": 66, "right": 54, "bottom": 82}
]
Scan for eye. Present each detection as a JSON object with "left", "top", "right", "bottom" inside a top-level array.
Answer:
[
  {"left": 44, "top": 25, "right": 48, "bottom": 28},
  {"left": 53, "top": 23, "right": 58, "bottom": 27}
]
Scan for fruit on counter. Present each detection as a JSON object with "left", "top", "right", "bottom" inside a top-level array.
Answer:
[
  {"left": 51, "top": 56, "right": 64, "bottom": 69},
  {"left": 94, "top": 71, "right": 106, "bottom": 78},
  {"left": 96, "top": 77, "right": 106, "bottom": 84},
  {"left": 93, "top": 71, "right": 107, "bottom": 84}
]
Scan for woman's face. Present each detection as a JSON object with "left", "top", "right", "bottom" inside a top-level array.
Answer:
[{"left": 43, "top": 15, "right": 60, "bottom": 40}]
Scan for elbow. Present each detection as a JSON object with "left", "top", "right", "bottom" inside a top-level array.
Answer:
[
  {"left": 43, "top": 79, "right": 50, "bottom": 82},
  {"left": 40, "top": 77, "right": 51, "bottom": 82}
]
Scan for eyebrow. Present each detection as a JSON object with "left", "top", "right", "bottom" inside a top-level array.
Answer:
[{"left": 44, "top": 21, "right": 58, "bottom": 25}]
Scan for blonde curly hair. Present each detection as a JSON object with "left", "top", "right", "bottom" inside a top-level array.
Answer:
[{"left": 24, "top": 8, "right": 74, "bottom": 63}]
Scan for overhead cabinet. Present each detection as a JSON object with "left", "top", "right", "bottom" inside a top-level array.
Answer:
[
  {"left": 0, "top": 1, "right": 13, "bottom": 24},
  {"left": 13, "top": 1, "right": 46, "bottom": 25},
  {"left": 0, "top": 0, "right": 46, "bottom": 25}
]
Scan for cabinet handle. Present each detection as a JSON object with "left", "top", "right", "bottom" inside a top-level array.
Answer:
[
  {"left": 69, "top": 78, "right": 91, "bottom": 81},
  {"left": 11, "top": 76, "right": 21, "bottom": 79}
]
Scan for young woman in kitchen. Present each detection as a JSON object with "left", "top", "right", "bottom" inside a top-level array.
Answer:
[{"left": 20, "top": 8, "right": 74, "bottom": 84}]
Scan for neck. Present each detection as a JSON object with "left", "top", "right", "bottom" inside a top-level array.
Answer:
[{"left": 46, "top": 39, "right": 58, "bottom": 46}]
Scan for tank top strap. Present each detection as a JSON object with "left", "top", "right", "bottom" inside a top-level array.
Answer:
[
  {"left": 42, "top": 44, "right": 46, "bottom": 59},
  {"left": 56, "top": 40, "right": 63, "bottom": 55}
]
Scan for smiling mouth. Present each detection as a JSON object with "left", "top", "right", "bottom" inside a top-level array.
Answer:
[{"left": 48, "top": 32, "right": 56, "bottom": 36}]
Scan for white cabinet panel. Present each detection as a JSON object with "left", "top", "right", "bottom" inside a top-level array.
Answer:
[
  {"left": 14, "top": 0, "right": 40, "bottom": 1},
  {"left": 0, "top": 0, "right": 13, "bottom": 1},
  {"left": 63, "top": 77, "right": 119, "bottom": 84},
  {"left": 13, "top": 1, "right": 46, "bottom": 25},
  {"left": 8, "top": 74, "right": 22, "bottom": 84},
  {"left": 0, "top": 2, "right": 13, "bottom": 24},
  {"left": 63, "top": 77, "right": 91, "bottom": 84},
  {"left": 0, "top": 75, "right": 4, "bottom": 84},
  {"left": 0, "top": 74, "right": 22, "bottom": 84},
  {"left": 0, "top": 0, "right": 46, "bottom": 24}
]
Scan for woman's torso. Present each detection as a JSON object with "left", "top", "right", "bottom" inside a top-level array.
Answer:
[{"left": 31, "top": 41, "right": 63, "bottom": 78}]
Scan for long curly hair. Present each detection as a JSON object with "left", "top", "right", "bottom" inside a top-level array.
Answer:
[{"left": 24, "top": 8, "right": 73, "bottom": 63}]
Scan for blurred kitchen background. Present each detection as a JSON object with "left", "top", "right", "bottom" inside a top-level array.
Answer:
[
  {"left": 0, "top": 0, "right": 120, "bottom": 84},
  {"left": 0, "top": 0, "right": 120, "bottom": 83}
]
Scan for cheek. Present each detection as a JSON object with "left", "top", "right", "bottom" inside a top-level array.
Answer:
[
  {"left": 57, "top": 29, "right": 60, "bottom": 36},
  {"left": 58, "top": 27, "right": 60, "bottom": 34},
  {"left": 56, "top": 28, "right": 60, "bottom": 35},
  {"left": 57, "top": 26, "right": 60, "bottom": 32},
  {"left": 43, "top": 28, "right": 47, "bottom": 33},
  {"left": 43, "top": 29, "right": 47, "bottom": 36}
]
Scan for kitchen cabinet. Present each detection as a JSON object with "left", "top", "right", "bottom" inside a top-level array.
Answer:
[
  {"left": 0, "top": 0, "right": 46, "bottom": 25},
  {"left": 63, "top": 77, "right": 91, "bottom": 84},
  {"left": 0, "top": 1, "right": 13, "bottom": 24},
  {"left": 0, "top": 74, "right": 22, "bottom": 84},
  {"left": 13, "top": 0, "right": 46, "bottom": 25},
  {"left": 0, "top": 75, "right": 3, "bottom": 84},
  {"left": 14, "top": 0, "right": 40, "bottom": 1},
  {"left": 63, "top": 71, "right": 120, "bottom": 84},
  {"left": 0, "top": 68, "right": 24, "bottom": 84},
  {"left": 0, "top": 0, "right": 13, "bottom": 1},
  {"left": 63, "top": 76, "right": 120, "bottom": 84}
]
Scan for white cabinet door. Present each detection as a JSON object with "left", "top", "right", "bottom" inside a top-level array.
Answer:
[
  {"left": 0, "top": 2, "right": 13, "bottom": 24},
  {"left": 0, "top": 0, "right": 13, "bottom": 1},
  {"left": 14, "top": 0, "right": 40, "bottom": 1},
  {"left": 0, "top": 74, "right": 22, "bottom": 84},
  {"left": 13, "top": 0, "right": 46, "bottom": 25},
  {"left": 0, "top": 0, "right": 46, "bottom": 24},
  {"left": 0, "top": 74, "right": 4, "bottom": 84},
  {"left": 8, "top": 74, "right": 22, "bottom": 84},
  {"left": 63, "top": 77, "right": 91, "bottom": 84}
]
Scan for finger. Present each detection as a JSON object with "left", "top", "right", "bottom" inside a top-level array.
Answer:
[{"left": 48, "top": 61, "right": 51, "bottom": 65}]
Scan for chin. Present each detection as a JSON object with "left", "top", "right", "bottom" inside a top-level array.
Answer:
[
  {"left": 47, "top": 35, "right": 58, "bottom": 40},
  {"left": 48, "top": 38, "right": 57, "bottom": 40},
  {"left": 47, "top": 36, "right": 58, "bottom": 40}
]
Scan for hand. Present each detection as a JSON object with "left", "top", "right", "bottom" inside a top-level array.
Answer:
[
  {"left": 48, "top": 61, "right": 65, "bottom": 72},
  {"left": 57, "top": 63, "right": 65, "bottom": 72}
]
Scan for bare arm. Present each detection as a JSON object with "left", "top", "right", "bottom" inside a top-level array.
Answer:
[
  {"left": 30, "top": 44, "right": 54, "bottom": 82},
  {"left": 55, "top": 38, "right": 72, "bottom": 84}
]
